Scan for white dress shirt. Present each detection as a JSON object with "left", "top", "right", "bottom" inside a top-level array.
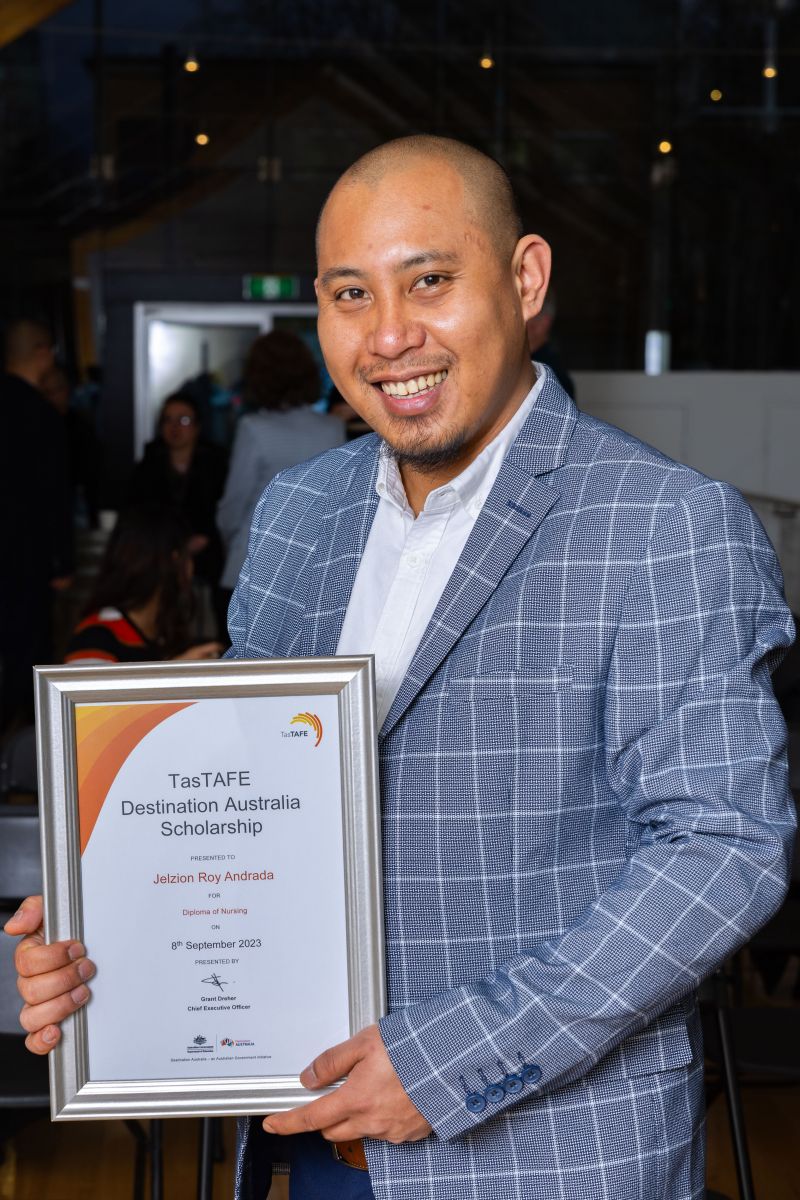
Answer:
[{"left": 337, "top": 372, "right": 544, "bottom": 725}]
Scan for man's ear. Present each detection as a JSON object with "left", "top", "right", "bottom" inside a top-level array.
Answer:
[{"left": 513, "top": 235, "right": 551, "bottom": 322}]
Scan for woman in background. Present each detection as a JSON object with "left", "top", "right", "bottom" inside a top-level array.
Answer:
[
  {"left": 65, "top": 503, "right": 221, "bottom": 664},
  {"left": 216, "top": 331, "right": 345, "bottom": 596},
  {"left": 127, "top": 392, "right": 228, "bottom": 637}
]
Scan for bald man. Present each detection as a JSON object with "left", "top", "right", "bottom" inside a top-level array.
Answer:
[
  {"left": 0, "top": 320, "right": 73, "bottom": 728},
  {"left": 9, "top": 139, "right": 795, "bottom": 1200}
]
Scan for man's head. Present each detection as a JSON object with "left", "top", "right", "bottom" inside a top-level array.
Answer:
[
  {"left": 4, "top": 319, "right": 56, "bottom": 389},
  {"left": 41, "top": 365, "right": 71, "bottom": 415},
  {"left": 315, "top": 136, "right": 550, "bottom": 495}
]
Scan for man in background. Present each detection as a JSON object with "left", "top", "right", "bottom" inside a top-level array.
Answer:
[
  {"left": 526, "top": 293, "right": 576, "bottom": 399},
  {"left": 0, "top": 320, "right": 73, "bottom": 729}
]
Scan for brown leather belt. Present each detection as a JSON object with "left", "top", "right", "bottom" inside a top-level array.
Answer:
[{"left": 331, "top": 1138, "right": 368, "bottom": 1170}]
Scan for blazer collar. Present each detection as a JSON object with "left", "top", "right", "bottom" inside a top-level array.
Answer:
[{"left": 381, "top": 375, "right": 578, "bottom": 736}]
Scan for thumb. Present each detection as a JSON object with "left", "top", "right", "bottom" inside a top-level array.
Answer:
[
  {"left": 300, "top": 1034, "right": 364, "bottom": 1090},
  {"left": 3, "top": 895, "right": 44, "bottom": 936}
]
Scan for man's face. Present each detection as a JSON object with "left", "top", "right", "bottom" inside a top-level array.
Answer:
[{"left": 316, "top": 161, "right": 538, "bottom": 479}]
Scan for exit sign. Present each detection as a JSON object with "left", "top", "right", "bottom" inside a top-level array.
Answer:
[{"left": 242, "top": 274, "right": 300, "bottom": 301}]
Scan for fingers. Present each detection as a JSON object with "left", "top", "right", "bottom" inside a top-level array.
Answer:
[
  {"left": 25, "top": 1025, "right": 62, "bottom": 1056},
  {"left": 3, "top": 895, "right": 44, "bottom": 936},
  {"left": 19, "top": 978, "right": 90, "bottom": 1036},
  {"left": 263, "top": 1090, "right": 347, "bottom": 1137},
  {"left": 301, "top": 1036, "right": 361, "bottom": 1090},
  {"left": 17, "top": 950, "right": 95, "bottom": 1006},
  {"left": 16, "top": 934, "right": 89, "bottom": 984}
]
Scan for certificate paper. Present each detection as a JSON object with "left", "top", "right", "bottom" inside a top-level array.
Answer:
[
  {"left": 78, "top": 694, "right": 348, "bottom": 1081},
  {"left": 35, "top": 657, "right": 384, "bottom": 1120}
]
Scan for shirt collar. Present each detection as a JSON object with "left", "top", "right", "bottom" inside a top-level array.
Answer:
[{"left": 375, "top": 368, "right": 545, "bottom": 518}]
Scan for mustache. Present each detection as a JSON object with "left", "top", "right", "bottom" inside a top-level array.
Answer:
[{"left": 359, "top": 359, "right": 454, "bottom": 385}]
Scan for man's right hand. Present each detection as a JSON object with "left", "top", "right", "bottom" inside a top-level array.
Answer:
[{"left": 3, "top": 896, "right": 96, "bottom": 1054}]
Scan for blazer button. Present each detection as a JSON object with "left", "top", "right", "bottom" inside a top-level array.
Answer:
[
  {"left": 485, "top": 1082, "right": 506, "bottom": 1103},
  {"left": 465, "top": 1091, "right": 487, "bottom": 1114},
  {"left": 502, "top": 1072, "right": 524, "bottom": 1095},
  {"left": 520, "top": 1063, "right": 542, "bottom": 1085}
]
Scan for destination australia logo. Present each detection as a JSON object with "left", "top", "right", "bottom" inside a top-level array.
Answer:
[{"left": 283, "top": 712, "right": 322, "bottom": 747}]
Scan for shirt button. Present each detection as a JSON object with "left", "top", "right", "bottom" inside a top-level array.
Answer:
[{"left": 406, "top": 553, "right": 421, "bottom": 568}]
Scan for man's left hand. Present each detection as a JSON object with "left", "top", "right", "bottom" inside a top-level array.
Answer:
[{"left": 262, "top": 1024, "right": 432, "bottom": 1144}]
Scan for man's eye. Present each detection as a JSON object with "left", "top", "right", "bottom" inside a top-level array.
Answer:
[
  {"left": 413, "top": 274, "right": 447, "bottom": 291},
  {"left": 336, "top": 287, "right": 367, "bottom": 302}
]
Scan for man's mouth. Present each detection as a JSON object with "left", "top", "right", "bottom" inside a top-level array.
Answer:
[{"left": 376, "top": 369, "right": 448, "bottom": 399}]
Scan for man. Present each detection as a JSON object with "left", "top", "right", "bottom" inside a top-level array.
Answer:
[
  {"left": 41, "top": 363, "right": 101, "bottom": 531},
  {"left": 0, "top": 320, "right": 73, "bottom": 729},
  {"left": 9, "top": 137, "right": 796, "bottom": 1200},
  {"left": 526, "top": 293, "right": 576, "bottom": 399}
]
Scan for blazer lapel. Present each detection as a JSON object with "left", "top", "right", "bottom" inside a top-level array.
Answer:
[
  {"left": 296, "top": 438, "right": 381, "bottom": 658},
  {"left": 381, "top": 377, "right": 578, "bottom": 738}
]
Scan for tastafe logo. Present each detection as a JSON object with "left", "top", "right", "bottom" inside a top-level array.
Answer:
[{"left": 290, "top": 712, "right": 323, "bottom": 746}]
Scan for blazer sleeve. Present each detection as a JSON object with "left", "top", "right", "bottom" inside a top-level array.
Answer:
[{"left": 378, "top": 479, "right": 796, "bottom": 1141}]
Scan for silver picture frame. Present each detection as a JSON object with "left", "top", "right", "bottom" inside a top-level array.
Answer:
[{"left": 34, "top": 655, "right": 385, "bottom": 1120}]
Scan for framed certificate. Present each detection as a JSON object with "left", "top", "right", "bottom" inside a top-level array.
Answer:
[{"left": 33, "top": 656, "right": 385, "bottom": 1120}]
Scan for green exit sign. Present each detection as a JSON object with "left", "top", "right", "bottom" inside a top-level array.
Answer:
[{"left": 242, "top": 274, "right": 300, "bottom": 301}]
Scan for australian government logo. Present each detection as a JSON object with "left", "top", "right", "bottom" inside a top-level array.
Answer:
[
  {"left": 283, "top": 712, "right": 323, "bottom": 746},
  {"left": 187, "top": 1034, "right": 213, "bottom": 1054}
]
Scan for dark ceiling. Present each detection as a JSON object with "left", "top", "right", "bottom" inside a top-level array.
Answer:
[{"left": 1, "top": 0, "right": 798, "bottom": 370}]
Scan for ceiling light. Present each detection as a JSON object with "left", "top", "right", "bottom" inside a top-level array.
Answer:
[
  {"left": 195, "top": 132, "right": 210, "bottom": 146},
  {"left": 658, "top": 140, "right": 673, "bottom": 154},
  {"left": 710, "top": 88, "right": 722, "bottom": 102},
  {"left": 479, "top": 54, "right": 494, "bottom": 70},
  {"left": 763, "top": 65, "right": 778, "bottom": 79},
  {"left": 184, "top": 52, "right": 200, "bottom": 73}
]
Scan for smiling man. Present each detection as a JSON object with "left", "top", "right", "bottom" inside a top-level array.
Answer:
[{"left": 9, "top": 136, "right": 796, "bottom": 1200}]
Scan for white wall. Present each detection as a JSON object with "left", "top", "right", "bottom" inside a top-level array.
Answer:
[{"left": 573, "top": 372, "right": 800, "bottom": 609}]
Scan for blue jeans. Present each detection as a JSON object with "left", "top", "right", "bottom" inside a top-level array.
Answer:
[{"left": 261, "top": 1132, "right": 376, "bottom": 1199}]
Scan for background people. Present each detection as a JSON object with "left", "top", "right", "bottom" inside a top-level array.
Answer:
[
  {"left": 64, "top": 503, "right": 221, "bottom": 664},
  {"left": 126, "top": 392, "right": 228, "bottom": 639},
  {"left": 526, "top": 293, "right": 576, "bottom": 399},
  {"left": 216, "top": 330, "right": 345, "bottom": 594},
  {"left": 0, "top": 320, "right": 73, "bottom": 731},
  {"left": 40, "top": 364, "right": 101, "bottom": 532}
]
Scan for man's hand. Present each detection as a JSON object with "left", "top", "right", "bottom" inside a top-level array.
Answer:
[
  {"left": 262, "top": 1024, "right": 432, "bottom": 1145},
  {"left": 3, "top": 895, "right": 95, "bottom": 1055}
]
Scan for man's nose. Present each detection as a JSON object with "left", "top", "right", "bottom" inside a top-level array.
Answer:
[{"left": 365, "top": 296, "right": 425, "bottom": 359}]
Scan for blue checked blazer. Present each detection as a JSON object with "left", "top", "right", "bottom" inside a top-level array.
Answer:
[{"left": 232, "top": 373, "right": 795, "bottom": 1200}]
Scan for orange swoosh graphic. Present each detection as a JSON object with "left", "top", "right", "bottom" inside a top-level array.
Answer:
[{"left": 76, "top": 703, "right": 194, "bottom": 855}]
